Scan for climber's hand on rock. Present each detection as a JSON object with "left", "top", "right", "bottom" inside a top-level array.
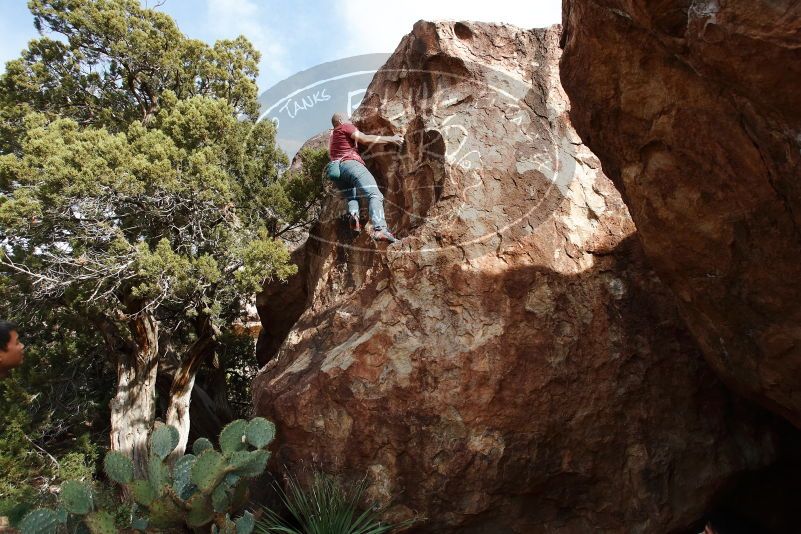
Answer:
[{"left": 387, "top": 134, "right": 404, "bottom": 147}]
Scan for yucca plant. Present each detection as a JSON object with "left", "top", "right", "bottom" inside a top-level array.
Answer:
[{"left": 255, "top": 473, "right": 415, "bottom": 534}]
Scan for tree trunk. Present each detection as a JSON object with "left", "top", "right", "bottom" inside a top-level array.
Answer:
[
  {"left": 108, "top": 313, "right": 159, "bottom": 478},
  {"left": 165, "top": 318, "right": 216, "bottom": 460}
]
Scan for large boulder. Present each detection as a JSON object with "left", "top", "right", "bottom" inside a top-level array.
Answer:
[
  {"left": 560, "top": 1, "right": 801, "bottom": 427},
  {"left": 254, "top": 21, "right": 785, "bottom": 532}
]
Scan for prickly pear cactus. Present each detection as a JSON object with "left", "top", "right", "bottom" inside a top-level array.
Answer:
[
  {"left": 103, "top": 450, "right": 134, "bottom": 484},
  {"left": 219, "top": 420, "right": 248, "bottom": 454},
  {"left": 192, "top": 449, "right": 227, "bottom": 492},
  {"left": 150, "top": 424, "right": 180, "bottom": 461},
  {"left": 245, "top": 418, "right": 276, "bottom": 449},
  {"left": 127, "top": 418, "right": 273, "bottom": 530},
  {"left": 130, "top": 479, "right": 157, "bottom": 506},
  {"left": 186, "top": 494, "right": 215, "bottom": 527},
  {"left": 147, "top": 495, "right": 185, "bottom": 529},
  {"left": 60, "top": 480, "right": 93, "bottom": 515},
  {"left": 147, "top": 452, "right": 172, "bottom": 496},
  {"left": 235, "top": 510, "right": 255, "bottom": 534},
  {"left": 173, "top": 453, "right": 197, "bottom": 499},
  {"left": 83, "top": 511, "right": 117, "bottom": 534},
  {"left": 18, "top": 418, "right": 276, "bottom": 533},
  {"left": 193, "top": 437, "right": 214, "bottom": 455},
  {"left": 18, "top": 509, "right": 63, "bottom": 534}
]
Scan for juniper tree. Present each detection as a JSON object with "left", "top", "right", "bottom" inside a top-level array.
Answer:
[{"left": 0, "top": 0, "right": 323, "bottom": 477}]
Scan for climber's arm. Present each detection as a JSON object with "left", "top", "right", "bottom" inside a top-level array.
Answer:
[{"left": 351, "top": 129, "right": 403, "bottom": 147}]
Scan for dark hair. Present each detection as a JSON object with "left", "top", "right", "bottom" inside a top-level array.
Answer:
[{"left": 0, "top": 320, "right": 17, "bottom": 351}]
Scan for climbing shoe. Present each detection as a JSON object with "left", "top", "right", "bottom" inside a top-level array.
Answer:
[{"left": 372, "top": 228, "right": 398, "bottom": 244}]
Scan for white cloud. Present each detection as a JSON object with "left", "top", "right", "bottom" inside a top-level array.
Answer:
[
  {"left": 338, "top": 0, "right": 562, "bottom": 57},
  {"left": 205, "top": 0, "right": 291, "bottom": 89}
]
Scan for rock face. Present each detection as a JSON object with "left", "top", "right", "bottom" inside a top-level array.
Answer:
[
  {"left": 560, "top": 1, "right": 801, "bottom": 427},
  {"left": 253, "top": 21, "right": 784, "bottom": 532}
]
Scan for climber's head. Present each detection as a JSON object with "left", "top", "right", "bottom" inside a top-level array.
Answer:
[
  {"left": 331, "top": 112, "right": 347, "bottom": 127},
  {"left": 0, "top": 320, "right": 24, "bottom": 378}
]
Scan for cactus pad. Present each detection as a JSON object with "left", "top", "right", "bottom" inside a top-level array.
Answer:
[
  {"left": 211, "top": 482, "right": 232, "bottom": 513},
  {"left": 191, "top": 449, "right": 227, "bottom": 493},
  {"left": 230, "top": 449, "right": 270, "bottom": 478},
  {"left": 193, "top": 437, "right": 214, "bottom": 455},
  {"left": 83, "top": 510, "right": 116, "bottom": 534},
  {"left": 130, "top": 479, "right": 157, "bottom": 506},
  {"left": 186, "top": 494, "right": 214, "bottom": 527},
  {"left": 245, "top": 418, "right": 275, "bottom": 449},
  {"left": 19, "top": 509, "right": 62, "bottom": 534},
  {"left": 60, "top": 480, "right": 93, "bottom": 515},
  {"left": 172, "top": 453, "right": 197, "bottom": 499},
  {"left": 235, "top": 511, "right": 255, "bottom": 534},
  {"left": 103, "top": 451, "right": 134, "bottom": 485},
  {"left": 53, "top": 508, "right": 68, "bottom": 524},
  {"left": 150, "top": 424, "right": 180, "bottom": 460},
  {"left": 224, "top": 472, "right": 241, "bottom": 486},
  {"left": 147, "top": 453, "right": 171, "bottom": 496},
  {"left": 131, "top": 516, "right": 148, "bottom": 531},
  {"left": 147, "top": 496, "right": 184, "bottom": 529},
  {"left": 219, "top": 419, "right": 248, "bottom": 455}
]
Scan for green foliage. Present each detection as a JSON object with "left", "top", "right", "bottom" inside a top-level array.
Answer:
[
  {"left": 4, "top": 0, "right": 261, "bottom": 135},
  {"left": 0, "top": 314, "right": 109, "bottom": 525},
  {"left": 256, "top": 473, "right": 416, "bottom": 534},
  {"left": 0, "top": 0, "right": 319, "bottom": 520},
  {"left": 264, "top": 147, "right": 330, "bottom": 238},
  {"left": 0, "top": 3, "right": 327, "bottom": 530},
  {"left": 19, "top": 419, "right": 272, "bottom": 532}
]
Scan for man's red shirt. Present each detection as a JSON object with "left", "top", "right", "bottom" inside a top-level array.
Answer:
[{"left": 329, "top": 122, "right": 365, "bottom": 165}]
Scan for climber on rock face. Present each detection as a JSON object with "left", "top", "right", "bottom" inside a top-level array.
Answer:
[{"left": 328, "top": 112, "right": 403, "bottom": 244}]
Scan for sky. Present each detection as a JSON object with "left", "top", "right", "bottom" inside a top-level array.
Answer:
[{"left": 0, "top": 0, "right": 563, "bottom": 94}]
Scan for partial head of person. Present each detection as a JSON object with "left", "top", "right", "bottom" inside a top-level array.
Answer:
[
  {"left": 0, "top": 320, "right": 24, "bottom": 379},
  {"left": 331, "top": 112, "right": 347, "bottom": 127}
]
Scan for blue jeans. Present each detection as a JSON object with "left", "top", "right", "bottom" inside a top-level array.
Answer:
[{"left": 331, "top": 160, "right": 388, "bottom": 231}]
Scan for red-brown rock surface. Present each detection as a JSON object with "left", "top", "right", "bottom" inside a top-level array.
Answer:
[
  {"left": 254, "top": 21, "right": 785, "bottom": 532},
  {"left": 560, "top": 1, "right": 801, "bottom": 427}
]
